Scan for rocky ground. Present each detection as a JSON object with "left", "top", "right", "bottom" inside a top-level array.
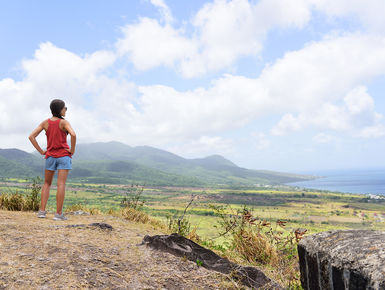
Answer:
[{"left": 0, "top": 210, "right": 233, "bottom": 289}]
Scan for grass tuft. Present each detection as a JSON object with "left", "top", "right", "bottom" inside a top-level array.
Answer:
[
  {"left": 0, "top": 193, "right": 26, "bottom": 211},
  {"left": 65, "top": 203, "right": 101, "bottom": 215},
  {"left": 232, "top": 229, "right": 279, "bottom": 266}
]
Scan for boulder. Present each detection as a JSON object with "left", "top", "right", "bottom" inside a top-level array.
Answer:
[
  {"left": 298, "top": 230, "right": 385, "bottom": 289},
  {"left": 142, "top": 233, "right": 282, "bottom": 289}
]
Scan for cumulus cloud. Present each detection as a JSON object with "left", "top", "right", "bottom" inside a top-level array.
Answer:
[
  {"left": 132, "top": 32, "right": 385, "bottom": 142},
  {"left": 271, "top": 114, "right": 302, "bottom": 136},
  {"left": 3, "top": 32, "right": 385, "bottom": 154},
  {"left": 116, "top": 0, "right": 312, "bottom": 77},
  {"left": 150, "top": 0, "right": 173, "bottom": 24},
  {"left": 2, "top": 0, "right": 385, "bottom": 159},
  {"left": 271, "top": 86, "right": 385, "bottom": 137},
  {"left": 311, "top": 0, "right": 385, "bottom": 32},
  {"left": 115, "top": 0, "right": 385, "bottom": 78},
  {"left": 116, "top": 18, "right": 196, "bottom": 71},
  {"left": 0, "top": 42, "right": 135, "bottom": 150}
]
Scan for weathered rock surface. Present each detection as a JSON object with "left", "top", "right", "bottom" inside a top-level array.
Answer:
[
  {"left": 142, "top": 233, "right": 282, "bottom": 289},
  {"left": 51, "top": 222, "right": 113, "bottom": 230},
  {"left": 298, "top": 230, "right": 385, "bottom": 290}
]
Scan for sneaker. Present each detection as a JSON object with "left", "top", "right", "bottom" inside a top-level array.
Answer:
[
  {"left": 37, "top": 210, "right": 47, "bottom": 218},
  {"left": 53, "top": 213, "right": 68, "bottom": 221}
]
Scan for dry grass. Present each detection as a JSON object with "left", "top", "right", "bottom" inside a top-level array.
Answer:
[
  {"left": 64, "top": 203, "right": 102, "bottom": 215},
  {"left": 0, "top": 193, "right": 26, "bottom": 211},
  {"left": 0, "top": 210, "right": 231, "bottom": 289},
  {"left": 232, "top": 229, "right": 279, "bottom": 266}
]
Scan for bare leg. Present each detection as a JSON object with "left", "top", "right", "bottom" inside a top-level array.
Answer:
[
  {"left": 41, "top": 170, "right": 55, "bottom": 211},
  {"left": 56, "top": 169, "right": 69, "bottom": 214}
]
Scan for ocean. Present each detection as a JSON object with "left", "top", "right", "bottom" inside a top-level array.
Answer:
[{"left": 287, "top": 168, "right": 385, "bottom": 195}]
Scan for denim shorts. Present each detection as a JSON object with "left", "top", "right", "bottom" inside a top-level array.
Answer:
[{"left": 45, "top": 156, "right": 72, "bottom": 171}]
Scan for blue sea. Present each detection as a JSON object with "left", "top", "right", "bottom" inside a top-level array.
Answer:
[{"left": 287, "top": 168, "right": 385, "bottom": 196}]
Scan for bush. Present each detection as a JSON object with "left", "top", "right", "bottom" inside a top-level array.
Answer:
[
  {"left": 233, "top": 228, "right": 279, "bottom": 265},
  {"left": 166, "top": 194, "right": 196, "bottom": 237},
  {"left": 0, "top": 193, "right": 26, "bottom": 211},
  {"left": 121, "top": 207, "right": 150, "bottom": 223},
  {"left": 25, "top": 177, "right": 41, "bottom": 211},
  {"left": 166, "top": 214, "right": 191, "bottom": 237},
  {"left": 209, "top": 204, "right": 307, "bottom": 288},
  {"left": 0, "top": 177, "right": 42, "bottom": 211},
  {"left": 121, "top": 184, "right": 145, "bottom": 210}
]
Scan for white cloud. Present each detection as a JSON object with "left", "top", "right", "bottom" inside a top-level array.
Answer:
[
  {"left": 116, "top": 18, "right": 196, "bottom": 71},
  {"left": 115, "top": 0, "right": 385, "bottom": 78},
  {"left": 271, "top": 86, "right": 384, "bottom": 137},
  {"left": 344, "top": 86, "right": 374, "bottom": 115},
  {"left": 271, "top": 114, "right": 302, "bottom": 136},
  {"left": 311, "top": 0, "right": 385, "bottom": 32},
  {"left": 150, "top": 0, "right": 173, "bottom": 24},
  {"left": 2, "top": 1, "right": 385, "bottom": 158},
  {"left": 4, "top": 31, "right": 385, "bottom": 153},
  {"left": 117, "top": 0, "right": 312, "bottom": 78},
  {"left": 0, "top": 42, "right": 135, "bottom": 151}
]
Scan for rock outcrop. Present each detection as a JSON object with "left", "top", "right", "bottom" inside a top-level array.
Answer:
[
  {"left": 298, "top": 230, "right": 385, "bottom": 289},
  {"left": 142, "top": 233, "right": 282, "bottom": 289}
]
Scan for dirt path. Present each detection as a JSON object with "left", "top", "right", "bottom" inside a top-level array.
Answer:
[{"left": 0, "top": 210, "right": 230, "bottom": 289}]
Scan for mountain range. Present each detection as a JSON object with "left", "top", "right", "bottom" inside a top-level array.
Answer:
[{"left": 0, "top": 141, "right": 314, "bottom": 186}]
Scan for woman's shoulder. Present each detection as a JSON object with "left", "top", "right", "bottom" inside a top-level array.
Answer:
[
  {"left": 59, "top": 119, "right": 70, "bottom": 131},
  {"left": 41, "top": 119, "right": 50, "bottom": 125},
  {"left": 41, "top": 119, "right": 49, "bottom": 130}
]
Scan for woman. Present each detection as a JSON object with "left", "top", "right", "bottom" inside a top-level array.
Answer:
[{"left": 29, "top": 99, "right": 76, "bottom": 220}]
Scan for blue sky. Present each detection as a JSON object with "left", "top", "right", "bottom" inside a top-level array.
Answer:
[{"left": 1, "top": 0, "right": 385, "bottom": 173}]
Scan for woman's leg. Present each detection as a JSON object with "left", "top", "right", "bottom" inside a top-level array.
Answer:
[
  {"left": 56, "top": 169, "right": 69, "bottom": 214},
  {"left": 41, "top": 170, "right": 55, "bottom": 211}
]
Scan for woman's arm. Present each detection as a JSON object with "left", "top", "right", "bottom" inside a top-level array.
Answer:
[
  {"left": 63, "top": 120, "right": 77, "bottom": 155},
  {"left": 29, "top": 121, "right": 46, "bottom": 155}
]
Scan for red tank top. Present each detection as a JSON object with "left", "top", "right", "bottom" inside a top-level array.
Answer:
[{"left": 45, "top": 119, "right": 71, "bottom": 158}]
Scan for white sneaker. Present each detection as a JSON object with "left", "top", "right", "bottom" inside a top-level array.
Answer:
[
  {"left": 37, "top": 210, "right": 46, "bottom": 218},
  {"left": 53, "top": 213, "right": 68, "bottom": 221}
]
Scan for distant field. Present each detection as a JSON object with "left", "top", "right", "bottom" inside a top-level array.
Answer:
[{"left": 1, "top": 179, "right": 385, "bottom": 241}]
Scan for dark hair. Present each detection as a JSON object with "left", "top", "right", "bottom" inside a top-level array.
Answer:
[{"left": 50, "top": 99, "right": 65, "bottom": 119}]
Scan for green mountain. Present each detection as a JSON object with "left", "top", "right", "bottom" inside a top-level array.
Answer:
[
  {"left": 1, "top": 142, "right": 314, "bottom": 186},
  {"left": 0, "top": 149, "right": 43, "bottom": 178}
]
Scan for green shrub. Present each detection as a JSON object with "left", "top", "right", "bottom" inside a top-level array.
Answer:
[
  {"left": 166, "top": 214, "right": 191, "bottom": 237},
  {"left": 121, "top": 184, "right": 145, "bottom": 210},
  {"left": 166, "top": 194, "right": 196, "bottom": 237},
  {"left": 25, "top": 177, "right": 41, "bottom": 211},
  {"left": 0, "top": 177, "right": 41, "bottom": 211},
  {"left": 209, "top": 204, "right": 307, "bottom": 287}
]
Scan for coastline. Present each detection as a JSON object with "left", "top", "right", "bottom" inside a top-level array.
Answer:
[{"left": 287, "top": 168, "right": 385, "bottom": 196}]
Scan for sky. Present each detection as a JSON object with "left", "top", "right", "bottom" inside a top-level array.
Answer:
[{"left": 1, "top": 0, "right": 385, "bottom": 173}]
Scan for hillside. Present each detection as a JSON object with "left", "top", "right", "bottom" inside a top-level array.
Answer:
[
  {"left": 0, "top": 142, "right": 314, "bottom": 186},
  {"left": 0, "top": 210, "right": 226, "bottom": 289},
  {"left": 0, "top": 151, "right": 41, "bottom": 178}
]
